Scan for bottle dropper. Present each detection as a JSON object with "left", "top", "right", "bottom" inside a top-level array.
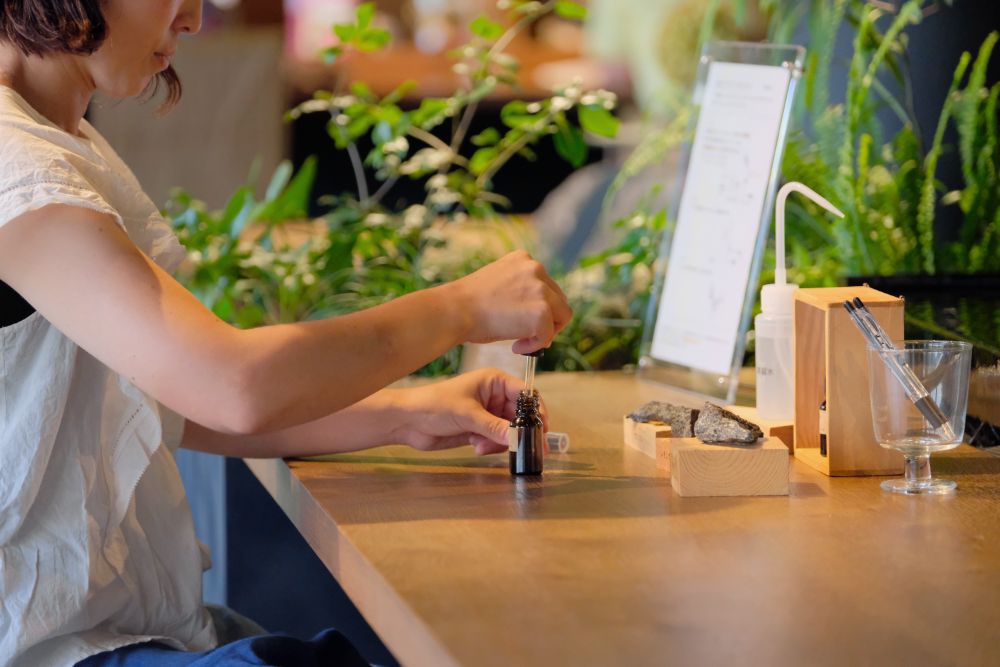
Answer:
[
  {"left": 519, "top": 349, "right": 570, "bottom": 454},
  {"left": 523, "top": 351, "right": 539, "bottom": 394},
  {"left": 755, "top": 182, "right": 844, "bottom": 421},
  {"left": 510, "top": 349, "right": 544, "bottom": 476}
]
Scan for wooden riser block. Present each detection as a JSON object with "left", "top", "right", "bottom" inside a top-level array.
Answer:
[
  {"left": 725, "top": 404, "right": 794, "bottom": 453},
  {"left": 670, "top": 437, "right": 789, "bottom": 497},
  {"left": 623, "top": 417, "right": 673, "bottom": 471},
  {"left": 655, "top": 439, "right": 671, "bottom": 471}
]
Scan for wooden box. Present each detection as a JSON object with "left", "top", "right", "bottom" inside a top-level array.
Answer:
[
  {"left": 793, "top": 287, "right": 905, "bottom": 476},
  {"left": 669, "top": 437, "right": 789, "bottom": 497},
  {"left": 623, "top": 417, "right": 672, "bottom": 471},
  {"left": 725, "top": 404, "right": 794, "bottom": 453}
]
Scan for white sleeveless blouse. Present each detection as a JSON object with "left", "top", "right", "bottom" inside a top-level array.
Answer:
[{"left": 0, "top": 86, "right": 216, "bottom": 666}]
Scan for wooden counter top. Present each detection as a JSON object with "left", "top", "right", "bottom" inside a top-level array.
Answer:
[{"left": 245, "top": 371, "right": 1000, "bottom": 666}]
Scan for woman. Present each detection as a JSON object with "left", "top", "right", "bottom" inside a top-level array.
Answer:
[{"left": 0, "top": 1, "right": 572, "bottom": 665}]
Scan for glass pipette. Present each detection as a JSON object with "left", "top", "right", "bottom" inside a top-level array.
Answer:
[{"left": 523, "top": 354, "right": 537, "bottom": 394}]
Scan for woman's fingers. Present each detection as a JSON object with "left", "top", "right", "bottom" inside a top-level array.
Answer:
[
  {"left": 515, "top": 285, "right": 571, "bottom": 352},
  {"left": 479, "top": 370, "right": 522, "bottom": 420},
  {"left": 456, "top": 404, "right": 511, "bottom": 446},
  {"left": 408, "top": 370, "right": 551, "bottom": 456},
  {"left": 476, "top": 369, "right": 549, "bottom": 431},
  {"left": 546, "top": 285, "right": 573, "bottom": 334},
  {"left": 452, "top": 250, "right": 572, "bottom": 348},
  {"left": 471, "top": 435, "right": 507, "bottom": 455},
  {"left": 526, "top": 255, "right": 571, "bottom": 330},
  {"left": 535, "top": 264, "right": 571, "bottom": 317},
  {"left": 512, "top": 336, "right": 545, "bottom": 355}
]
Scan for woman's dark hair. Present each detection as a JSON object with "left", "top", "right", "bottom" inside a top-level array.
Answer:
[{"left": 0, "top": 0, "right": 181, "bottom": 110}]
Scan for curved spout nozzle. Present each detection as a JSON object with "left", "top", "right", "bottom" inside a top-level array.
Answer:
[{"left": 775, "top": 182, "right": 844, "bottom": 286}]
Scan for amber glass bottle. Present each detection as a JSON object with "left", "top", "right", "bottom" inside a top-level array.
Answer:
[{"left": 509, "top": 389, "right": 544, "bottom": 475}]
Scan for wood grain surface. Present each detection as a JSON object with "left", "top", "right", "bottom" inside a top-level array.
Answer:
[
  {"left": 622, "top": 416, "right": 672, "bottom": 464},
  {"left": 245, "top": 371, "right": 1000, "bottom": 667},
  {"left": 670, "top": 436, "right": 789, "bottom": 497}
]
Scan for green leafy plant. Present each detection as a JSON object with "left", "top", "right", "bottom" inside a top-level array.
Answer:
[
  {"left": 758, "top": 0, "right": 1000, "bottom": 359},
  {"left": 168, "top": 158, "right": 319, "bottom": 327},
  {"left": 753, "top": 0, "right": 1000, "bottom": 279},
  {"left": 545, "top": 192, "right": 668, "bottom": 371},
  {"left": 168, "top": 0, "right": 618, "bottom": 375},
  {"left": 168, "top": 0, "right": 1000, "bottom": 377},
  {"left": 285, "top": 1, "right": 617, "bottom": 221},
  {"left": 541, "top": 109, "right": 691, "bottom": 371},
  {"left": 548, "top": 0, "right": 1000, "bottom": 370}
]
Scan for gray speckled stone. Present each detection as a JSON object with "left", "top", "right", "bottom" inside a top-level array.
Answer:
[
  {"left": 627, "top": 401, "right": 700, "bottom": 437},
  {"left": 693, "top": 402, "right": 764, "bottom": 444}
]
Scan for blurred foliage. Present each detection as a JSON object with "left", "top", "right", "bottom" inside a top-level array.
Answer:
[
  {"left": 760, "top": 0, "right": 1000, "bottom": 280},
  {"left": 169, "top": 159, "right": 319, "bottom": 328},
  {"left": 169, "top": 0, "right": 1000, "bottom": 376},
  {"left": 540, "top": 109, "right": 691, "bottom": 371},
  {"left": 545, "top": 193, "right": 669, "bottom": 371},
  {"left": 577, "top": 0, "right": 1000, "bottom": 370},
  {"left": 756, "top": 0, "right": 1000, "bottom": 357},
  {"left": 168, "top": 0, "right": 617, "bottom": 375}
]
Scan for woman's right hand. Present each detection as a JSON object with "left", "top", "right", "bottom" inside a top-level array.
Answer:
[{"left": 447, "top": 250, "right": 573, "bottom": 354}]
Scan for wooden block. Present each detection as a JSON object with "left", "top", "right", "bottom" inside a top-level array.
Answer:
[
  {"left": 793, "top": 287, "right": 905, "bottom": 476},
  {"left": 655, "top": 438, "right": 671, "bottom": 472},
  {"left": 725, "top": 404, "right": 794, "bottom": 453},
  {"left": 670, "top": 437, "right": 789, "bottom": 497},
  {"left": 624, "top": 417, "right": 672, "bottom": 470}
]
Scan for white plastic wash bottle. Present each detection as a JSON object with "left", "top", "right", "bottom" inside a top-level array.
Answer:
[{"left": 755, "top": 183, "right": 844, "bottom": 421}]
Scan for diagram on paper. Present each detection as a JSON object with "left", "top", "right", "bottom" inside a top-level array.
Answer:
[{"left": 651, "top": 61, "right": 791, "bottom": 375}]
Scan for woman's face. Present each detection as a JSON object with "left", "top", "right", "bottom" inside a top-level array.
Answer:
[{"left": 87, "top": 0, "right": 202, "bottom": 98}]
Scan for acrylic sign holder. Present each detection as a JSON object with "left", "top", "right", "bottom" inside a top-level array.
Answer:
[
  {"left": 639, "top": 40, "right": 805, "bottom": 404},
  {"left": 793, "top": 286, "right": 905, "bottom": 476}
]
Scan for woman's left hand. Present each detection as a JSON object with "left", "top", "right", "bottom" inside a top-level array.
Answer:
[{"left": 391, "top": 369, "right": 548, "bottom": 456}]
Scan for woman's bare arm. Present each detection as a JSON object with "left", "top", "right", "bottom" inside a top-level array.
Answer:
[
  {"left": 179, "top": 369, "right": 530, "bottom": 459},
  {"left": 180, "top": 387, "right": 412, "bottom": 458},
  {"left": 0, "top": 205, "right": 570, "bottom": 435}
]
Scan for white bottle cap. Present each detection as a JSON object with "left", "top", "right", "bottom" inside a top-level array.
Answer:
[
  {"left": 545, "top": 431, "right": 570, "bottom": 454},
  {"left": 760, "top": 282, "right": 797, "bottom": 317}
]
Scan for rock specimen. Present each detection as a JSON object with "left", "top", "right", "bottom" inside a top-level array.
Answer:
[
  {"left": 693, "top": 402, "right": 764, "bottom": 445},
  {"left": 628, "top": 401, "right": 700, "bottom": 437}
]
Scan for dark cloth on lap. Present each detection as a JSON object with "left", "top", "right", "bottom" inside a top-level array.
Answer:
[{"left": 74, "top": 629, "right": 370, "bottom": 667}]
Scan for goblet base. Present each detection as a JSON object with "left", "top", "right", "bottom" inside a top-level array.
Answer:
[{"left": 881, "top": 478, "right": 956, "bottom": 495}]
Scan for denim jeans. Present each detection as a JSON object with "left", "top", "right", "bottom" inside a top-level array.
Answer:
[{"left": 74, "top": 605, "right": 370, "bottom": 667}]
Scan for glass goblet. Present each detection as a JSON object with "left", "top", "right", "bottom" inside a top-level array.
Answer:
[{"left": 867, "top": 340, "right": 972, "bottom": 495}]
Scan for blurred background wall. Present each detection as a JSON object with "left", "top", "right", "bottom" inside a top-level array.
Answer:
[{"left": 89, "top": 26, "right": 286, "bottom": 210}]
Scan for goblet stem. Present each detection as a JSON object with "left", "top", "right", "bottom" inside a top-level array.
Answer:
[{"left": 903, "top": 454, "right": 932, "bottom": 487}]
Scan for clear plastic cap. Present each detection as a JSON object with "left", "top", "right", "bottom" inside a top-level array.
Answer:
[{"left": 545, "top": 431, "right": 570, "bottom": 454}]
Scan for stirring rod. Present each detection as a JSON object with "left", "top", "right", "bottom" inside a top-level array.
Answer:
[
  {"left": 853, "top": 298, "right": 952, "bottom": 434},
  {"left": 843, "top": 300, "right": 953, "bottom": 436}
]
